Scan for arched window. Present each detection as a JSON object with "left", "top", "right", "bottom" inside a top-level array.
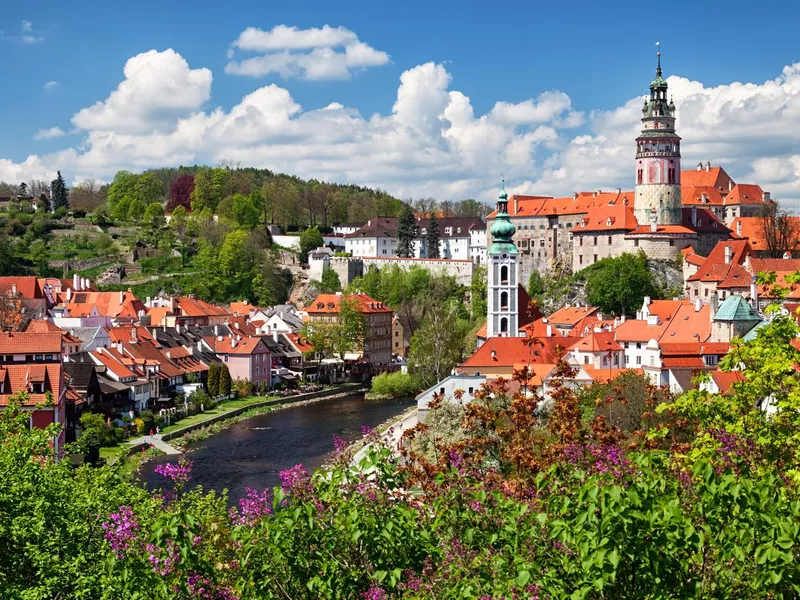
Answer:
[
  {"left": 500, "top": 265, "right": 508, "bottom": 284},
  {"left": 500, "top": 291, "right": 509, "bottom": 309},
  {"left": 500, "top": 317, "right": 508, "bottom": 334}
]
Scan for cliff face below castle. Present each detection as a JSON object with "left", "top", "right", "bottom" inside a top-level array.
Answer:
[{"left": 537, "top": 259, "right": 684, "bottom": 316}]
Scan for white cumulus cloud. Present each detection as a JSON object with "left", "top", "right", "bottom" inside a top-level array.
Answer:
[
  {"left": 43, "top": 80, "right": 59, "bottom": 90},
  {"left": 225, "top": 24, "right": 389, "bottom": 80},
  {"left": 33, "top": 127, "right": 65, "bottom": 140},
  {"left": 72, "top": 49, "right": 212, "bottom": 134},
  {"left": 2, "top": 47, "right": 800, "bottom": 210}
]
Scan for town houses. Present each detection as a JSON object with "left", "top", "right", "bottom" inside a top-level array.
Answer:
[
  {"left": 417, "top": 53, "right": 793, "bottom": 416},
  {"left": 0, "top": 271, "right": 398, "bottom": 452}
]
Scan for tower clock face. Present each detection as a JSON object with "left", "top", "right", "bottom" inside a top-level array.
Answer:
[{"left": 501, "top": 253, "right": 508, "bottom": 259}]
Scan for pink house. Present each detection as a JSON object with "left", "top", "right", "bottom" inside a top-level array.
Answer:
[{"left": 205, "top": 335, "right": 271, "bottom": 388}]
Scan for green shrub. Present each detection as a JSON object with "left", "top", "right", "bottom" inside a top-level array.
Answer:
[{"left": 369, "top": 371, "right": 419, "bottom": 398}]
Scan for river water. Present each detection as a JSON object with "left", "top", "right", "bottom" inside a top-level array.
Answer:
[{"left": 139, "top": 394, "right": 413, "bottom": 504}]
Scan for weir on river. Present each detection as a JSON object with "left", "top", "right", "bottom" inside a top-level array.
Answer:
[{"left": 139, "top": 393, "right": 414, "bottom": 504}]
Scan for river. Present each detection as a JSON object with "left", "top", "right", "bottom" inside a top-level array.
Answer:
[{"left": 139, "top": 393, "right": 414, "bottom": 504}]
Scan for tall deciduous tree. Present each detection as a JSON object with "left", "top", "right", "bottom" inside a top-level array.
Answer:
[
  {"left": 50, "top": 171, "right": 69, "bottom": 210},
  {"left": 759, "top": 202, "right": 800, "bottom": 258},
  {"left": 396, "top": 205, "right": 417, "bottom": 258},
  {"left": 70, "top": 179, "right": 106, "bottom": 213},
  {"left": 426, "top": 211, "right": 441, "bottom": 258},
  {"left": 167, "top": 175, "right": 195, "bottom": 212},
  {"left": 299, "top": 227, "right": 323, "bottom": 262},
  {"left": 408, "top": 300, "right": 469, "bottom": 388},
  {"left": 583, "top": 252, "right": 658, "bottom": 315},
  {"left": 190, "top": 168, "right": 215, "bottom": 212}
]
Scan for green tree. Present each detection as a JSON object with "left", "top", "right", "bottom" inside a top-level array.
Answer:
[
  {"left": 299, "top": 227, "right": 323, "bottom": 262},
  {"left": 583, "top": 252, "right": 658, "bottom": 315},
  {"left": 426, "top": 211, "right": 441, "bottom": 258},
  {"left": 254, "top": 250, "right": 290, "bottom": 306},
  {"left": 190, "top": 167, "right": 215, "bottom": 212},
  {"left": 232, "top": 192, "right": 260, "bottom": 229},
  {"left": 106, "top": 171, "right": 137, "bottom": 215},
  {"left": 143, "top": 202, "right": 165, "bottom": 229},
  {"left": 207, "top": 362, "right": 220, "bottom": 397},
  {"left": 219, "top": 363, "right": 232, "bottom": 397},
  {"left": 317, "top": 267, "right": 342, "bottom": 294},
  {"left": 134, "top": 172, "right": 164, "bottom": 208},
  {"left": 527, "top": 270, "right": 545, "bottom": 297},
  {"left": 50, "top": 170, "right": 69, "bottom": 210},
  {"left": 470, "top": 264, "right": 488, "bottom": 322},
  {"left": 408, "top": 300, "right": 469, "bottom": 388},
  {"left": 396, "top": 204, "right": 417, "bottom": 258}
]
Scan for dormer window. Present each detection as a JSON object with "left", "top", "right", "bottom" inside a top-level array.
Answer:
[{"left": 31, "top": 383, "right": 44, "bottom": 394}]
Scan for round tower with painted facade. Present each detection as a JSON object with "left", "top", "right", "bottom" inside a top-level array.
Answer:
[
  {"left": 634, "top": 48, "right": 682, "bottom": 226},
  {"left": 487, "top": 180, "right": 520, "bottom": 338}
]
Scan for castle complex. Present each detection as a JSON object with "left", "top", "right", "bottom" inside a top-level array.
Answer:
[{"left": 487, "top": 52, "right": 772, "bottom": 282}]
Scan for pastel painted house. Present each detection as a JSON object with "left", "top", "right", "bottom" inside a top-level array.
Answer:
[{"left": 205, "top": 335, "right": 271, "bottom": 389}]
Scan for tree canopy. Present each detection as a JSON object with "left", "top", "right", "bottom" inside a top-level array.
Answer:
[{"left": 583, "top": 252, "right": 659, "bottom": 315}]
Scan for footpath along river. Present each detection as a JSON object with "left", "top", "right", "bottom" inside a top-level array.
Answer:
[{"left": 139, "top": 393, "right": 414, "bottom": 504}]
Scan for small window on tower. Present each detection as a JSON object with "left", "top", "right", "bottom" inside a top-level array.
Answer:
[
  {"left": 637, "top": 169, "right": 643, "bottom": 185},
  {"left": 500, "top": 317, "right": 508, "bottom": 334}
]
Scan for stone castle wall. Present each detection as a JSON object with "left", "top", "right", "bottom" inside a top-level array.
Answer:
[{"left": 361, "top": 257, "right": 474, "bottom": 286}]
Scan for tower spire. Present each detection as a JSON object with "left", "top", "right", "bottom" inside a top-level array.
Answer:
[{"left": 656, "top": 41, "right": 662, "bottom": 77}]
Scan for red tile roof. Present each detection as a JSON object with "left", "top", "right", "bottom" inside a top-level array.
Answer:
[
  {"left": 547, "top": 305, "right": 599, "bottom": 327},
  {"left": 681, "top": 186, "right": 724, "bottom": 206},
  {"left": 0, "top": 276, "right": 43, "bottom": 299},
  {"left": 731, "top": 216, "right": 800, "bottom": 254},
  {"left": 174, "top": 296, "right": 230, "bottom": 318},
  {"left": 461, "top": 336, "right": 577, "bottom": 369},
  {"left": 305, "top": 293, "right": 392, "bottom": 314},
  {"left": 659, "top": 303, "right": 712, "bottom": 343},
  {"left": 725, "top": 184, "right": 765, "bottom": 206},
  {"left": 0, "top": 363, "right": 63, "bottom": 406},
  {"left": 285, "top": 333, "right": 314, "bottom": 354},
  {"left": 688, "top": 240, "right": 752, "bottom": 283},
  {"left": 569, "top": 331, "right": 621, "bottom": 352},
  {"left": 572, "top": 204, "right": 638, "bottom": 233},
  {"left": 681, "top": 166, "right": 733, "bottom": 191},
  {"left": 0, "top": 331, "right": 63, "bottom": 354},
  {"left": 489, "top": 191, "right": 634, "bottom": 219},
  {"left": 344, "top": 217, "right": 398, "bottom": 239},
  {"left": 583, "top": 367, "right": 642, "bottom": 382},
  {"left": 681, "top": 246, "right": 706, "bottom": 266},
  {"left": 613, "top": 319, "right": 667, "bottom": 343},
  {"left": 204, "top": 335, "right": 268, "bottom": 355},
  {"left": 709, "top": 370, "right": 744, "bottom": 395},
  {"left": 65, "top": 291, "right": 147, "bottom": 319}
]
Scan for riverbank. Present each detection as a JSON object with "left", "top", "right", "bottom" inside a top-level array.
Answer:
[{"left": 109, "top": 384, "right": 366, "bottom": 469}]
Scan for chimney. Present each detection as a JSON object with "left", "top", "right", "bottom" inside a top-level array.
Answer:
[
  {"left": 176, "top": 323, "right": 181, "bottom": 334},
  {"left": 706, "top": 161, "right": 711, "bottom": 172},
  {"left": 119, "top": 291, "right": 124, "bottom": 305},
  {"left": 97, "top": 347, "right": 103, "bottom": 354},
  {"left": 724, "top": 245, "right": 732, "bottom": 264},
  {"left": 694, "top": 298, "right": 702, "bottom": 312},
  {"left": 763, "top": 191, "right": 771, "bottom": 202},
  {"left": 231, "top": 338, "right": 237, "bottom": 348},
  {"left": 272, "top": 331, "right": 279, "bottom": 343},
  {"left": 647, "top": 314, "right": 659, "bottom": 326},
  {"left": 697, "top": 162, "right": 703, "bottom": 171},
  {"left": 784, "top": 251, "right": 792, "bottom": 260},
  {"left": 729, "top": 179, "right": 734, "bottom": 192},
  {"left": 196, "top": 340, "right": 202, "bottom": 351},
  {"left": 597, "top": 312, "right": 603, "bottom": 321},
  {"left": 214, "top": 324, "right": 219, "bottom": 336},
  {"left": 701, "top": 193, "right": 707, "bottom": 204},
  {"left": 513, "top": 195, "right": 518, "bottom": 215},
  {"left": 736, "top": 220, "right": 742, "bottom": 237},
  {"left": 572, "top": 192, "right": 578, "bottom": 201},
  {"left": 546, "top": 324, "right": 553, "bottom": 337},
  {"left": 217, "top": 335, "right": 223, "bottom": 342},
  {"left": 81, "top": 278, "right": 88, "bottom": 290},
  {"left": 146, "top": 296, "right": 151, "bottom": 306},
  {"left": 616, "top": 188, "right": 621, "bottom": 194},
  {"left": 710, "top": 292, "right": 719, "bottom": 323},
  {"left": 130, "top": 327, "right": 137, "bottom": 342},
  {"left": 11, "top": 283, "right": 17, "bottom": 296},
  {"left": 644, "top": 296, "right": 651, "bottom": 307},
  {"left": 116, "top": 342, "right": 123, "bottom": 353},
  {"left": 73, "top": 273, "right": 80, "bottom": 291},
  {"left": 166, "top": 351, "right": 171, "bottom": 359},
  {"left": 750, "top": 275, "right": 758, "bottom": 304},
  {"left": 691, "top": 206, "right": 698, "bottom": 227},
  {"left": 66, "top": 287, "right": 72, "bottom": 302},
  {"left": 621, "top": 315, "right": 626, "bottom": 323}
]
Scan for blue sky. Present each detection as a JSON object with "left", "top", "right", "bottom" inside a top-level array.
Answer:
[{"left": 1, "top": 0, "right": 799, "bottom": 204}]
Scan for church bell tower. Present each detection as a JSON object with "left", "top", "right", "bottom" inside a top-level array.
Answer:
[
  {"left": 634, "top": 45, "right": 682, "bottom": 226},
  {"left": 487, "top": 180, "right": 520, "bottom": 338}
]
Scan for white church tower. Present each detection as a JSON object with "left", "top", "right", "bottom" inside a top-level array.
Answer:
[{"left": 487, "top": 180, "right": 520, "bottom": 338}]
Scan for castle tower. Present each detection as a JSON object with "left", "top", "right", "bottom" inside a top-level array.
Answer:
[
  {"left": 487, "top": 180, "right": 520, "bottom": 338},
  {"left": 634, "top": 45, "right": 682, "bottom": 226}
]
